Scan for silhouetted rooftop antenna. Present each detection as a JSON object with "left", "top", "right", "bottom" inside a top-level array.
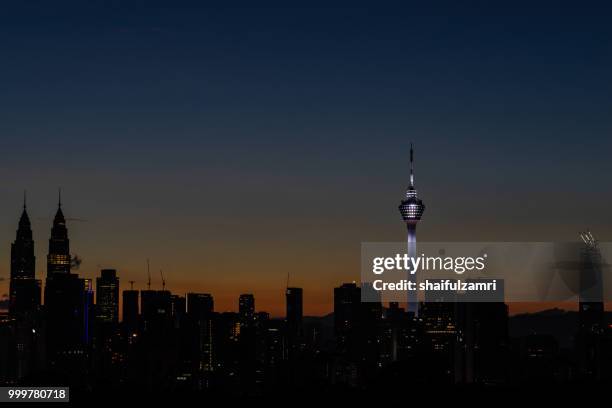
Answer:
[
  {"left": 23, "top": 190, "right": 27, "bottom": 210},
  {"left": 58, "top": 187, "right": 62, "bottom": 208},
  {"left": 129, "top": 280, "right": 135, "bottom": 290},
  {"left": 160, "top": 269, "right": 166, "bottom": 291},
  {"left": 147, "top": 259, "right": 151, "bottom": 290}
]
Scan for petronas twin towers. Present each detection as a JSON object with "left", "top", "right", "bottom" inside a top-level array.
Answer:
[
  {"left": 9, "top": 192, "right": 88, "bottom": 372},
  {"left": 9, "top": 193, "right": 74, "bottom": 318}
]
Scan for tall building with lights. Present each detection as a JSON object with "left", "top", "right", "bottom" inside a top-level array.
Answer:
[
  {"left": 398, "top": 144, "right": 425, "bottom": 316},
  {"left": 44, "top": 194, "right": 87, "bottom": 374},
  {"left": 47, "top": 194, "right": 71, "bottom": 275},
  {"left": 238, "top": 293, "right": 255, "bottom": 327},
  {"left": 96, "top": 269, "right": 119, "bottom": 325}
]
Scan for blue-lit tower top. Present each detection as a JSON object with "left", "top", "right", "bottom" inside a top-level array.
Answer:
[{"left": 399, "top": 144, "right": 425, "bottom": 223}]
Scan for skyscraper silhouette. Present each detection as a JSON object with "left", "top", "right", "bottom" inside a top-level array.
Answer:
[
  {"left": 285, "top": 287, "right": 303, "bottom": 351},
  {"left": 9, "top": 194, "right": 40, "bottom": 318},
  {"left": 8, "top": 195, "right": 42, "bottom": 381},
  {"left": 43, "top": 194, "right": 87, "bottom": 377},
  {"left": 122, "top": 289, "right": 139, "bottom": 334}
]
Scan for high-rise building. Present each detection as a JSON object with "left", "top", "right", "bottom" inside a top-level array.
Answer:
[
  {"left": 285, "top": 287, "right": 303, "bottom": 349},
  {"left": 333, "top": 283, "right": 361, "bottom": 350},
  {"left": 140, "top": 290, "right": 172, "bottom": 333},
  {"left": 9, "top": 196, "right": 40, "bottom": 318},
  {"left": 239, "top": 293, "right": 255, "bottom": 327},
  {"left": 186, "top": 293, "right": 215, "bottom": 383},
  {"left": 454, "top": 299, "right": 508, "bottom": 384},
  {"left": 398, "top": 144, "right": 425, "bottom": 316},
  {"left": 122, "top": 289, "right": 139, "bottom": 332},
  {"left": 83, "top": 278, "right": 94, "bottom": 345},
  {"left": 187, "top": 293, "right": 214, "bottom": 320},
  {"left": 44, "top": 196, "right": 87, "bottom": 375},
  {"left": 8, "top": 196, "right": 42, "bottom": 381},
  {"left": 96, "top": 269, "right": 119, "bottom": 325},
  {"left": 171, "top": 295, "right": 186, "bottom": 327}
]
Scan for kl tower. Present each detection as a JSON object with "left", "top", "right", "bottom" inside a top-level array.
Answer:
[{"left": 398, "top": 143, "right": 425, "bottom": 316}]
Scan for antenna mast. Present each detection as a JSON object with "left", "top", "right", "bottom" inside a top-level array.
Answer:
[
  {"left": 147, "top": 259, "right": 151, "bottom": 290},
  {"left": 160, "top": 269, "right": 166, "bottom": 291}
]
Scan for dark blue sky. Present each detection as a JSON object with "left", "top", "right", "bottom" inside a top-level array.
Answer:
[{"left": 1, "top": 1, "right": 612, "bottom": 314}]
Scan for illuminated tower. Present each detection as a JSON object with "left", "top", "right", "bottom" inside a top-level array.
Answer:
[{"left": 398, "top": 144, "right": 425, "bottom": 316}]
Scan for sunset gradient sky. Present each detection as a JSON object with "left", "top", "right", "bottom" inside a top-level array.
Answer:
[{"left": 1, "top": 2, "right": 612, "bottom": 316}]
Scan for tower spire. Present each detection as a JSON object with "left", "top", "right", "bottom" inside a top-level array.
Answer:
[
  {"left": 410, "top": 143, "right": 414, "bottom": 188},
  {"left": 58, "top": 187, "right": 62, "bottom": 208},
  {"left": 23, "top": 190, "right": 27, "bottom": 210}
]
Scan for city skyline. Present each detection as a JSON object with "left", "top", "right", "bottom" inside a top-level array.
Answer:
[
  {"left": 0, "top": 176, "right": 595, "bottom": 318},
  {"left": 3, "top": 3, "right": 612, "bottom": 396}
]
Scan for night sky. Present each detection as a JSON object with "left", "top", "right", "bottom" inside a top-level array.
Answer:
[{"left": 1, "top": 1, "right": 612, "bottom": 316}]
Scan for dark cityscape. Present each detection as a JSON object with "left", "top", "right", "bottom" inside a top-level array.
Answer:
[
  {"left": 3, "top": 1, "right": 612, "bottom": 403},
  {"left": 2, "top": 182, "right": 612, "bottom": 399}
]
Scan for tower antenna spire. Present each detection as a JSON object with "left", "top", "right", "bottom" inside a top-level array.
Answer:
[
  {"left": 410, "top": 142, "right": 414, "bottom": 187},
  {"left": 160, "top": 269, "right": 166, "bottom": 291},
  {"left": 23, "top": 190, "right": 27, "bottom": 210},
  {"left": 147, "top": 259, "right": 151, "bottom": 290},
  {"left": 58, "top": 187, "right": 62, "bottom": 208}
]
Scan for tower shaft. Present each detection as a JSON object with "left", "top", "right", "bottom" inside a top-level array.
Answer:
[{"left": 406, "top": 223, "right": 418, "bottom": 315}]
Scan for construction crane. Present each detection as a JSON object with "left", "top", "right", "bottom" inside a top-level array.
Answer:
[{"left": 580, "top": 230, "right": 598, "bottom": 249}]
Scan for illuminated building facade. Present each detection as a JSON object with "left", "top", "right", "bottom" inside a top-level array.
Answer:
[
  {"left": 96, "top": 269, "right": 120, "bottom": 325},
  {"left": 239, "top": 293, "right": 255, "bottom": 327}
]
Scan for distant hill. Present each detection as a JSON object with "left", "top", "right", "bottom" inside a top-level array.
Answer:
[{"left": 509, "top": 308, "right": 578, "bottom": 348}]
